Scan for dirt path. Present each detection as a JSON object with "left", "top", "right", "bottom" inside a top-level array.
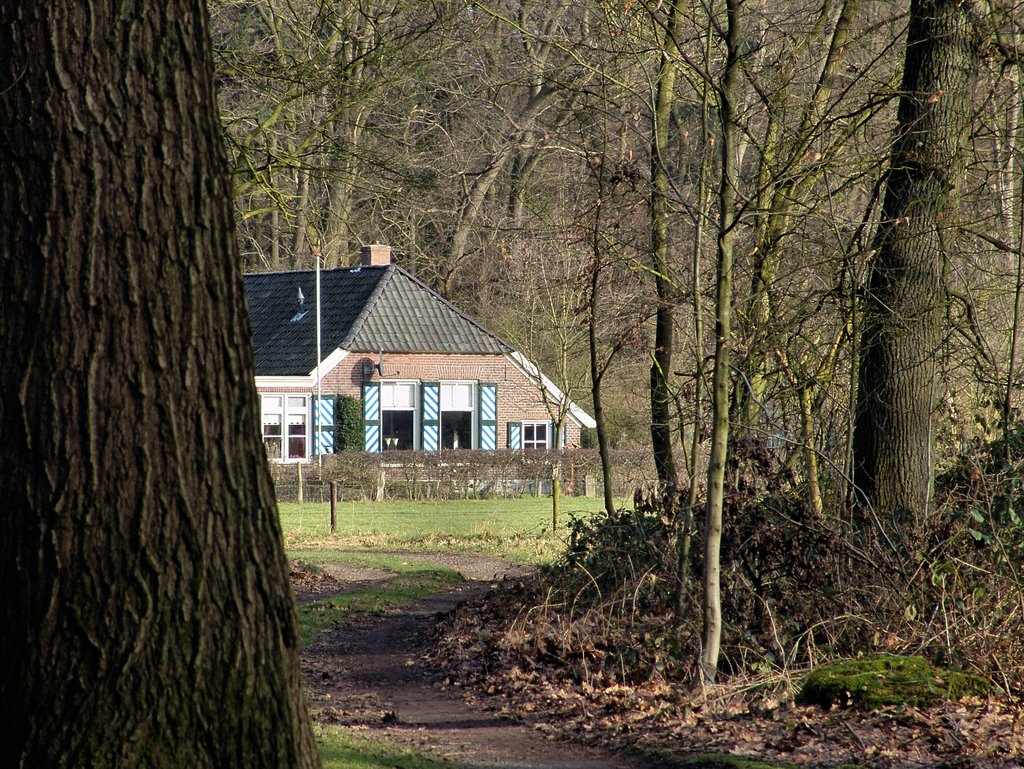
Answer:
[{"left": 300, "top": 553, "right": 649, "bottom": 769}]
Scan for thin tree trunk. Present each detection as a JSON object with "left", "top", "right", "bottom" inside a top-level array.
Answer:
[
  {"left": 291, "top": 168, "right": 309, "bottom": 269},
  {"left": 701, "top": 0, "right": 743, "bottom": 685},
  {"left": 0, "top": 4, "right": 318, "bottom": 767},
  {"left": 1003, "top": 66, "right": 1024, "bottom": 443},
  {"left": 649, "top": 0, "right": 683, "bottom": 505},
  {"left": 800, "top": 384, "right": 824, "bottom": 514},
  {"left": 674, "top": 21, "right": 714, "bottom": 615},
  {"left": 588, "top": 193, "right": 618, "bottom": 518},
  {"left": 269, "top": 136, "right": 283, "bottom": 269},
  {"left": 552, "top": 420, "right": 563, "bottom": 531}
]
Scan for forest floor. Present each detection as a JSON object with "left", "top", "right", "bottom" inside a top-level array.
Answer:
[{"left": 294, "top": 554, "right": 1023, "bottom": 769}]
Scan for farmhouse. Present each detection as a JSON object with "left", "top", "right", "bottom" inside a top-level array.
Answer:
[{"left": 244, "top": 244, "right": 595, "bottom": 462}]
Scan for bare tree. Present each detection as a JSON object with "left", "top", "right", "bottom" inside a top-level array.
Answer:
[{"left": 497, "top": 241, "right": 593, "bottom": 529}]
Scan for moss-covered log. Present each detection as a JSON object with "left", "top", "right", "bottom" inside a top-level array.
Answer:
[{"left": 797, "top": 655, "right": 990, "bottom": 709}]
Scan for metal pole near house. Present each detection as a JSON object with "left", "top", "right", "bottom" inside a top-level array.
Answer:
[
  {"left": 329, "top": 481, "right": 337, "bottom": 535},
  {"left": 315, "top": 253, "right": 322, "bottom": 473}
]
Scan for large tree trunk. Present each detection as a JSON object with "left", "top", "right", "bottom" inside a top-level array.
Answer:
[
  {"left": 852, "top": 0, "right": 977, "bottom": 517},
  {"left": 0, "top": 4, "right": 319, "bottom": 768}
]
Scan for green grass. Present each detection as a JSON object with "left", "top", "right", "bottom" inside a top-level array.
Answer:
[
  {"left": 295, "top": 554, "right": 463, "bottom": 647},
  {"left": 294, "top": 550, "right": 457, "bottom": 571},
  {"left": 291, "top": 500, "right": 622, "bottom": 766},
  {"left": 280, "top": 497, "right": 620, "bottom": 563},
  {"left": 317, "top": 724, "right": 455, "bottom": 769}
]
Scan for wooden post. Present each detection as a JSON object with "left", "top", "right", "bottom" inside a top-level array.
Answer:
[
  {"left": 375, "top": 469, "right": 386, "bottom": 502},
  {"left": 296, "top": 461, "right": 303, "bottom": 504},
  {"left": 329, "top": 481, "right": 337, "bottom": 535}
]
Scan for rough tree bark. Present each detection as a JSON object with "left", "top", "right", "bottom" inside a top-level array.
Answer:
[
  {"left": 0, "top": 3, "right": 320, "bottom": 768},
  {"left": 852, "top": 0, "right": 977, "bottom": 517}
]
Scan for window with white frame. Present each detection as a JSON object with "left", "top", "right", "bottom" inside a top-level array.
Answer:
[
  {"left": 522, "top": 421, "right": 550, "bottom": 451},
  {"left": 262, "top": 394, "right": 309, "bottom": 461},
  {"left": 381, "top": 381, "right": 417, "bottom": 450},
  {"left": 441, "top": 382, "right": 475, "bottom": 450}
]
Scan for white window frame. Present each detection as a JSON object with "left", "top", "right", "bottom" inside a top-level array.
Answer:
[
  {"left": 521, "top": 420, "right": 550, "bottom": 451},
  {"left": 380, "top": 380, "right": 419, "bottom": 451},
  {"left": 440, "top": 381, "right": 476, "bottom": 450},
  {"left": 261, "top": 393, "right": 310, "bottom": 462}
]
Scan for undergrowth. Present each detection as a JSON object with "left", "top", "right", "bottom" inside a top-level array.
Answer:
[{"left": 451, "top": 431, "right": 1024, "bottom": 700}]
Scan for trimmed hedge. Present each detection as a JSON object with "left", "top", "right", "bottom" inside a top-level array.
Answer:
[{"left": 269, "top": 448, "right": 655, "bottom": 501}]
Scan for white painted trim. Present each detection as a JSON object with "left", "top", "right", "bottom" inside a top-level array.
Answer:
[
  {"left": 316, "top": 348, "right": 349, "bottom": 378},
  {"left": 521, "top": 419, "right": 553, "bottom": 450},
  {"left": 504, "top": 352, "right": 597, "bottom": 430},
  {"left": 255, "top": 348, "right": 349, "bottom": 390},
  {"left": 260, "top": 392, "right": 312, "bottom": 462}
]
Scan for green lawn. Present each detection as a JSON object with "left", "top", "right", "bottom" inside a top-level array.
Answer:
[
  {"left": 294, "top": 554, "right": 463, "bottom": 647},
  {"left": 279, "top": 496, "right": 619, "bottom": 563},
  {"left": 316, "top": 725, "right": 456, "bottom": 769},
  {"left": 289, "top": 497, "right": 623, "bottom": 767}
]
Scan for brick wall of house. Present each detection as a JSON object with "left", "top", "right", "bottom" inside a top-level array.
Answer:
[{"left": 255, "top": 351, "right": 586, "bottom": 448}]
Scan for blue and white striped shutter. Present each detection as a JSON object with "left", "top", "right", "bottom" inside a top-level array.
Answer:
[
  {"left": 363, "top": 382, "right": 381, "bottom": 453},
  {"left": 507, "top": 421, "right": 522, "bottom": 451},
  {"left": 553, "top": 421, "right": 567, "bottom": 449},
  {"left": 421, "top": 381, "right": 440, "bottom": 452},
  {"left": 479, "top": 383, "right": 497, "bottom": 450},
  {"left": 314, "top": 396, "right": 335, "bottom": 454}
]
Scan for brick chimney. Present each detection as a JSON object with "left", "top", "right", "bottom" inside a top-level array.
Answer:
[{"left": 360, "top": 244, "right": 392, "bottom": 267}]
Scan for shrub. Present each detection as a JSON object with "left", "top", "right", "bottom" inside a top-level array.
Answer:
[{"left": 334, "top": 394, "right": 363, "bottom": 452}]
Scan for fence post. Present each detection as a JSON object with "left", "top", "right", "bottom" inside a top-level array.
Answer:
[
  {"left": 375, "top": 468, "right": 386, "bottom": 502},
  {"left": 296, "top": 461, "right": 303, "bottom": 504},
  {"left": 329, "top": 481, "right": 337, "bottom": 534}
]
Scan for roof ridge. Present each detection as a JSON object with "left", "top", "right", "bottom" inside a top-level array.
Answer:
[
  {"left": 340, "top": 265, "right": 395, "bottom": 349},
  {"left": 243, "top": 265, "right": 385, "bottom": 277},
  {"left": 391, "top": 265, "right": 513, "bottom": 353}
]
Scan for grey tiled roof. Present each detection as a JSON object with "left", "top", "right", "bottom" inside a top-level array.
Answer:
[{"left": 243, "top": 265, "right": 510, "bottom": 376}]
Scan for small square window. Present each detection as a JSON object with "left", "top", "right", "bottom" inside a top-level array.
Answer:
[
  {"left": 442, "top": 412, "right": 473, "bottom": 450},
  {"left": 441, "top": 382, "right": 475, "bottom": 411},
  {"left": 522, "top": 422, "right": 549, "bottom": 451}
]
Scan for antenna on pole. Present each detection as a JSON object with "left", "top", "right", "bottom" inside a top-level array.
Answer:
[{"left": 315, "top": 252, "right": 323, "bottom": 473}]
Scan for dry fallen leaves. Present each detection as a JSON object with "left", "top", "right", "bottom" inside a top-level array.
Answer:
[{"left": 429, "top": 589, "right": 1024, "bottom": 769}]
